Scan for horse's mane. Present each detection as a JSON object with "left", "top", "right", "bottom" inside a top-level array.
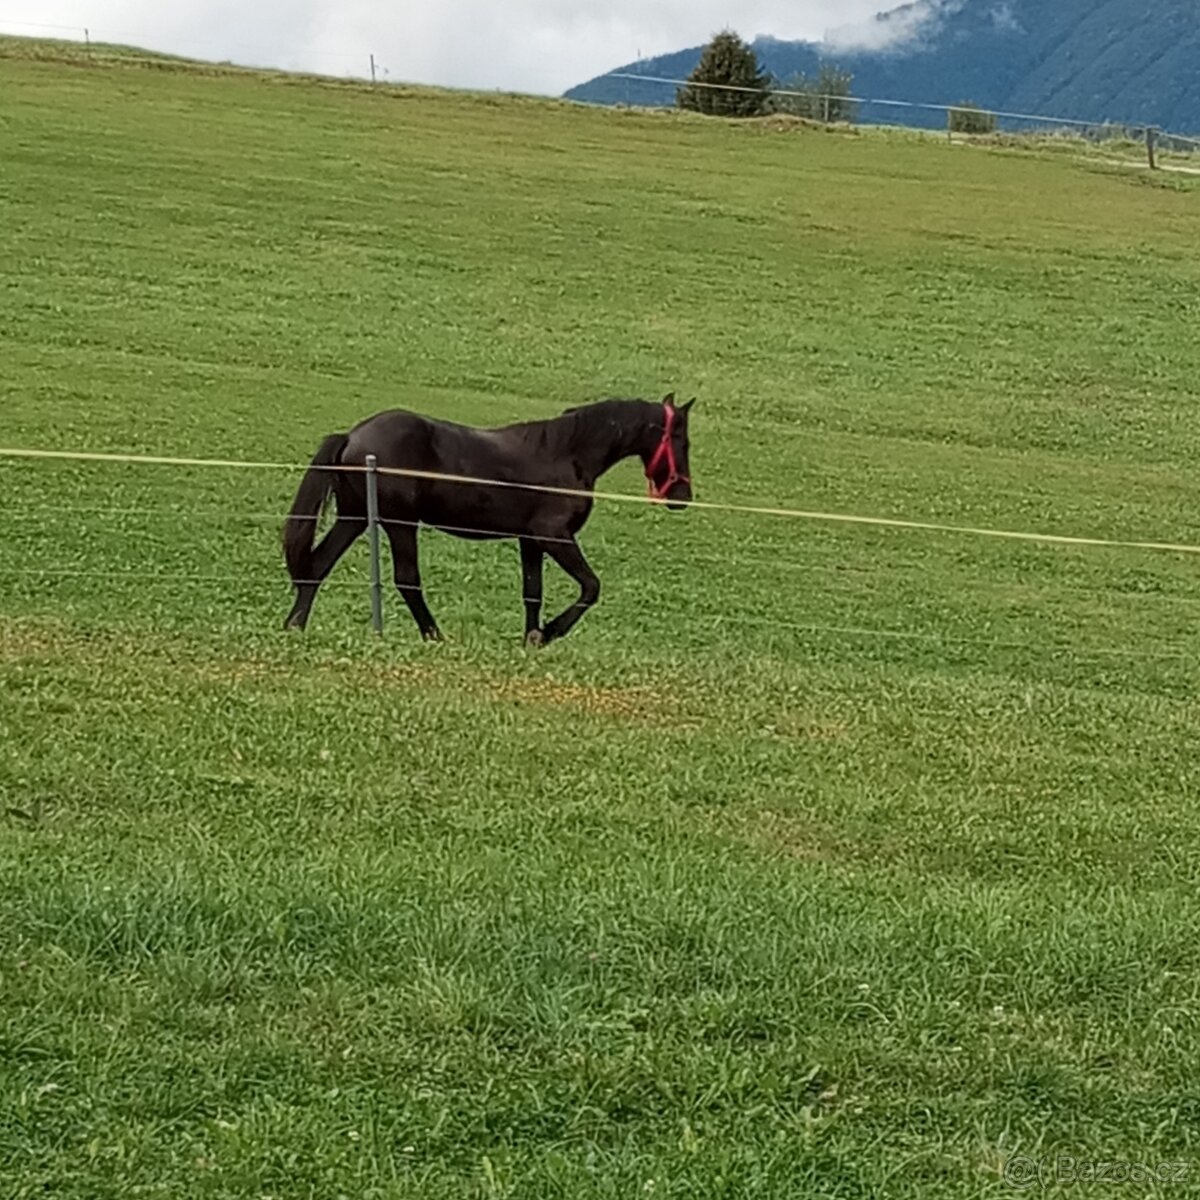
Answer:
[{"left": 553, "top": 398, "right": 653, "bottom": 458}]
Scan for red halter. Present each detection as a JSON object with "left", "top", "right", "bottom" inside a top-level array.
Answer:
[{"left": 644, "top": 402, "right": 690, "bottom": 501}]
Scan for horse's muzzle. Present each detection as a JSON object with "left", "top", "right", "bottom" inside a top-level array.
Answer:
[{"left": 662, "top": 481, "right": 692, "bottom": 511}]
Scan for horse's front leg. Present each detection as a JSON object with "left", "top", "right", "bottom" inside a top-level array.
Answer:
[
  {"left": 384, "top": 521, "right": 442, "bottom": 641},
  {"left": 519, "top": 538, "right": 545, "bottom": 646},
  {"left": 537, "top": 538, "right": 600, "bottom": 645}
]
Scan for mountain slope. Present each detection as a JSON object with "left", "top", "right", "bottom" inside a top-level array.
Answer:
[{"left": 565, "top": 0, "right": 1200, "bottom": 134}]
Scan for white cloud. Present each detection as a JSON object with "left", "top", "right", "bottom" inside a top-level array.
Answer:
[
  {"left": 0, "top": 0, "right": 893, "bottom": 95},
  {"left": 823, "top": 0, "right": 954, "bottom": 54}
]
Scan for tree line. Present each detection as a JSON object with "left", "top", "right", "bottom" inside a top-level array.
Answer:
[{"left": 676, "top": 30, "right": 997, "bottom": 134}]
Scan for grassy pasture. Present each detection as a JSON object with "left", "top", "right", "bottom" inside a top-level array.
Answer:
[{"left": 2, "top": 38, "right": 1200, "bottom": 1197}]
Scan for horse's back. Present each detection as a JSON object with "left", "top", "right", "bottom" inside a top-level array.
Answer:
[{"left": 344, "top": 408, "right": 544, "bottom": 482}]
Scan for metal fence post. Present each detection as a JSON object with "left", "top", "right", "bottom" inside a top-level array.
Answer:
[{"left": 364, "top": 454, "right": 384, "bottom": 635}]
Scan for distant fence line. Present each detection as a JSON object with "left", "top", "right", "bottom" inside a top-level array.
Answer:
[{"left": 606, "top": 73, "right": 1200, "bottom": 162}]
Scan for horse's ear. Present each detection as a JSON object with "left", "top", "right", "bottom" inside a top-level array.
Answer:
[
  {"left": 662, "top": 392, "right": 676, "bottom": 409},
  {"left": 681, "top": 398, "right": 696, "bottom": 414}
]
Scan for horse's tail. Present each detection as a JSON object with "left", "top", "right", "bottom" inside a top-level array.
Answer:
[{"left": 282, "top": 432, "right": 349, "bottom": 581}]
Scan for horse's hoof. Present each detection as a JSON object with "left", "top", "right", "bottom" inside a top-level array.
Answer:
[{"left": 524, "top": 630, "right": 545, "bottom": 649}]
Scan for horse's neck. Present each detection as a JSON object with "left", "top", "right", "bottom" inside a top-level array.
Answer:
[
  {"left": 568, "top": 403, "right": 649, "bottom": 484},
  {"left": 583, "top": 436, "right": 636, "bottom": 482}
]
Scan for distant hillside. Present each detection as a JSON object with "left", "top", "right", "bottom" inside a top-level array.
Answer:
[{"left": 565, "top": 0, "right": 1200, "bottom": 135}]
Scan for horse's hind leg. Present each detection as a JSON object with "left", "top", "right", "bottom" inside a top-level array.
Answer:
[
  {"left": 285, "top": 515, "right": 367, "bottom": 630},
  {"left": 384, "top": 521, "right": 442, "bottom": 642},
  {"left": 538, "top": 538, "right": 600, "bottom": 645},
  {"left": 519, "top": 538, "right": 544, "bottom": 646}
]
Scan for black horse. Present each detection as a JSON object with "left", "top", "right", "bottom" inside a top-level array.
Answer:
[{"left": 282, "top": 394, "right": 694, "bottom": 645}]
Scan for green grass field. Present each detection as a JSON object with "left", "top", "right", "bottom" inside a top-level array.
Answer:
[{"left": 3, "top": 38, "right": 1200, "bottom": 1198}]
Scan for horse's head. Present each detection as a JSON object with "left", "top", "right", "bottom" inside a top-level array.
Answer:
[{"left": 644, "top": 393, "right": 694, "bottom": 511}]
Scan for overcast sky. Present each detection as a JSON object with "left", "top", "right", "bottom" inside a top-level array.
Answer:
[{"left": 2, "top": 0, "right": 898, "bottom": 95}]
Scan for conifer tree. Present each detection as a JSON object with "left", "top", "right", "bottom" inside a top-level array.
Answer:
[{"left": 676, "top": 31, "right": 770, "bottom": 118}]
